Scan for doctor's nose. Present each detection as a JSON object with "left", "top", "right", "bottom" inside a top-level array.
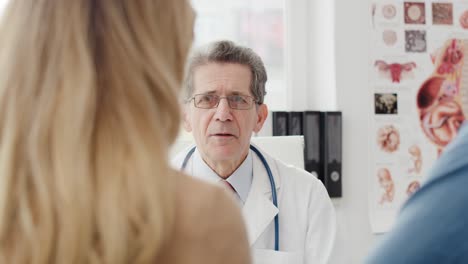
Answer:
[{"left": 214, "top": 98, "right": 233, "bottom": 122}]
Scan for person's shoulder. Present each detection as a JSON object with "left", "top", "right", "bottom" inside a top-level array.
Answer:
[
  {"left": 172, "top": 170, "right": 244, "bottom": 231},
  {"left": 171, "top": 170, "right": 251, "bottom": 263},
  {"left": 174, "top": 170, "right": 237, "bottom": 213}
]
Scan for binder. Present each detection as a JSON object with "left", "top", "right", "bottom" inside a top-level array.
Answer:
[
  {"left": 321, "top": 111, "right": 342, "bottom": 197},
  {"left": 302, "top": 111, "right": 324, "bottom": 182},
  {"left": 288, "top": 111, "right": 303, "bottom": 135},
  {"left": 272, "top": 111, "right": 289, "bottom": 136}
]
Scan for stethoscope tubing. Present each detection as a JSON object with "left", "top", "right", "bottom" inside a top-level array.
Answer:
[{"left": 180, "top": 144, "right": 279, "bottom": 251}]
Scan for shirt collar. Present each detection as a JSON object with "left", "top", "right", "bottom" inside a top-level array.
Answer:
[{"left": 191, "top": 148, "right": 253, "bottom": 205}]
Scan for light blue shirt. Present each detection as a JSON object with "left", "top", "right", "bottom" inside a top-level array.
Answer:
[{"left": 191, "top": 148, "right": 253, "bottom": 205}]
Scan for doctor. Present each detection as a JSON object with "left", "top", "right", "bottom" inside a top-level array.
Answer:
[{"left": 173, "top": 40, "right": 336, "bottom": 264}]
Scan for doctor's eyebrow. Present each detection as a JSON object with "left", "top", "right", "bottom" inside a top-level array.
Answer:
[
  {"left": 197, "top": 90, "right": 251, "bottom": 97},
  {"left": 229, "top": 91, "right": 250, "bottom": 96}
]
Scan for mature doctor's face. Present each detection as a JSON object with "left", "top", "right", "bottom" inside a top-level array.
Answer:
[{"left": 183, "top": 62, "right": 268, "bottom": 168}]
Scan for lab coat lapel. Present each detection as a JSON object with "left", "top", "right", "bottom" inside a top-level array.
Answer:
[{"left": 242, "top": 147, "right": 281, "bottom": 246}]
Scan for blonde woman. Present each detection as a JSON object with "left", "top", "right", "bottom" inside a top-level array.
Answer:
[{"left": 0, "top": 1, "right": 251, "bottom": 263}]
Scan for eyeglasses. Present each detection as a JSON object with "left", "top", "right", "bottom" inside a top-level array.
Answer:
[{"left": 187, "top": 93, "right": 258, "bottom": 110}]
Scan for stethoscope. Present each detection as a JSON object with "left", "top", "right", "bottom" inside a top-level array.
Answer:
[{"left": 181, "top": 144, "right": 280, "bottom": 251}]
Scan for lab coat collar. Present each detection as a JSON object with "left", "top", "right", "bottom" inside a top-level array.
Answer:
[
  {"left": 242, "top": 143, "right": 281, "bottom": 245},
  {"left": 173, "top": 143, "right": 283, "bottom": 246},
  {"left": 192, "top": 148, "right": 253, "bottom": 204}
]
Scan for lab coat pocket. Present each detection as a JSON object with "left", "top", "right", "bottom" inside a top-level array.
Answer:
[{"left": 253, "top": 249, "right": 303, "bottom": 264}]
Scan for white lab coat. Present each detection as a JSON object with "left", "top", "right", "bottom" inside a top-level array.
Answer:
[{"left": 173, "top": 144, "right": 336, "bottom": 264}]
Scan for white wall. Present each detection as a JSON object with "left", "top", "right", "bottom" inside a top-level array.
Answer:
[
  {"left": 332, "top": 0, "right": 377, "bottom": 262},
  {"left": 286, "top": 0, "right": 377, "bottom": 263},
  {"left": 284, "top": 0, "right": 337, "bottom": 111}
]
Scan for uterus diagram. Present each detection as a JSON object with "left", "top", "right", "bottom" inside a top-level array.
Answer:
[
  {"left": 417, "top": 39, "right": 467, "bottom": 154},
  {"left": 374, "top": 60, "right": 417, "bottom": 83}
]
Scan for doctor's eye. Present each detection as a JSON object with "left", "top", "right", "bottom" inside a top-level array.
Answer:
[
  {"left": 227, "top": 94, "right": 256, "bottom": 109},
  {"left": 229, "top": 95, "right": 248, "bottom": 104},
  {"left": 193, "top": 94, "right": 218, "bottom": 108}
]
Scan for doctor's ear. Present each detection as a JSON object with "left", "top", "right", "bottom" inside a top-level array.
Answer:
[{"left": 253, "top": 103, "right": 268, "bottom": 133}]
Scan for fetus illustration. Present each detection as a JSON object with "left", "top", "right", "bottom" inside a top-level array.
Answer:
[
  {"left": 377, "top": 125, "right": 400, "bottom": 153},
  {"left": 460, "top": 10, "right": 468, "bottom": 29},
  {"left": 406, "top": 181, "right": 421, "bottom": 196},
  {"left": 417, "top": 39, "right": 466, "bottom": 155},
  {"left": 377, "top": 168, "right": 395, "bottom": 204},
  {"left": 407, "top": 144, "right": 422, "bottom": 174}
]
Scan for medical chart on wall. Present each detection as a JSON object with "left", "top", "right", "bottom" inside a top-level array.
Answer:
[{"left": 369, "top": 0, "right": 468, "bottom": 233}]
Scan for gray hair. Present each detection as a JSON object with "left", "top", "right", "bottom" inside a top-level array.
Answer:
[{"left": 183, "top": 40, "right": 267, "bottom": 104}]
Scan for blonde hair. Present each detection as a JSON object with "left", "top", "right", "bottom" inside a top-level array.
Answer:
[{"left": 0, "top": 0, "right": 193, "bottom": 263}]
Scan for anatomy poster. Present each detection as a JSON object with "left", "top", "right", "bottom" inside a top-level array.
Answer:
[{"left": 369, "top": 1, "right": 468, "bottom": 233}]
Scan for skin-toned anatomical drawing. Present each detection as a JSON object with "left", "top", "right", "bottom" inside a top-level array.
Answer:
[
  {"left": 406, "top": 180, "right": 421, "bottom": 196},
  {"left": 382, "top": 30, "right": 397, "bottom": 46},
  {"left": 377, "top": 124, "right": 400, "bottom": 153},
  {"left": 407, "top": 144, "right": 422, "bottom": 174},
  {"left": 460, "top": 10, "right": 468, "bottom": 29},
  {"left": 432, "top": 3, "right": 453, "bottom": 25},
  {"left": 405, "top": 2, "right": 425, "bottom": 24},
  {"left": 417, "top": 39, "right": 466, "bottom": 156},
  {"left": 378, "top": 168, "right": 395, "bottom": 204},
  {"left": 382, "top": 4, "right": 396, "bottom": 20},
  {"left": 375, "top": 60, "right": 417, "bottom": 83}
]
